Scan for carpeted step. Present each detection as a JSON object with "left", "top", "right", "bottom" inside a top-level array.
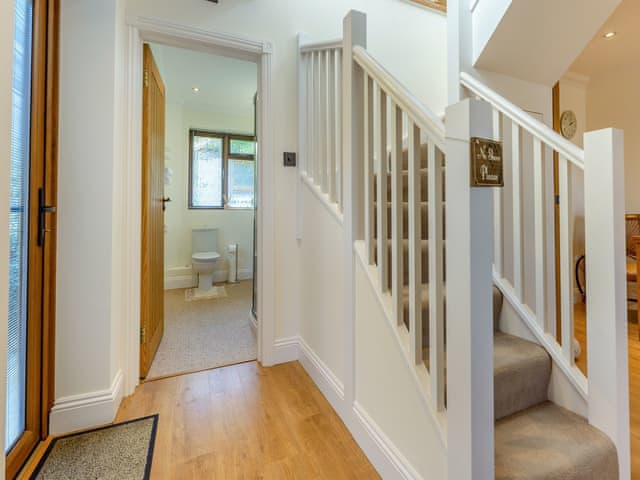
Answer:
[
  {"left": 495, "top": 402, "right": 618, "bottom": 480},
  {"left": 373, "top": 201, "right": 446, "bottom": 240},
  {"left": 398, "top": 286, "right": 504, "bottom": 355},
  {"left": 494, "top": 332, "right": 551, "bottom": 421}
]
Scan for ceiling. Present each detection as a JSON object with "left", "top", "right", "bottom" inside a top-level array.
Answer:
[
  {"left": 570, "top": 0, "right": 640, "bottom": 77},
  {"left": 149, "top": 43, "right": 258, "bottom": 116}
]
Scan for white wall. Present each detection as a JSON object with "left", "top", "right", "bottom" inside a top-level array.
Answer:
[
  {"left": 0, "top": 0, "right": 15, "bottom": 465},
  {"left": 300, "top": 186, "right": 345, "bottom": 386},
  {"left": 354, "top": 257, "right": 447, "bottom": 478},
  {"left": 586, "top": 65, "right": 640, "bottom": 213},
  {"left": 164, "top": 102, "right": 255, "bottom": 283},
  {"left": 52, "top": 0, "right": 125, "bottom": 432}
]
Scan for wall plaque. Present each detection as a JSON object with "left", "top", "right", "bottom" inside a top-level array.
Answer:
[{"left": 470, "top": 137, "right": 503, "bottom": 187}]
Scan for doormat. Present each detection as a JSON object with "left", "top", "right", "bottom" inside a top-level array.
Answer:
[
  {"left": 30, "top": 414, "right": 158, "bottom": 480},
  {"left": 185, "top": 285, "right": 227, "bottom": 301}
]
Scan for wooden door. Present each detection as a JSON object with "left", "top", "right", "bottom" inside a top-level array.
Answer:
[
  {"left": 140, "top": 44, "right": 166, "bottom": 378},
  {"left": 6, "top": 0, "right": 59, "bottom": 477}
]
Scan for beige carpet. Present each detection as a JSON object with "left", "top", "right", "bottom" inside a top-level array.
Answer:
[{"left": 147, "top": 281, "right": 256, "bottom": 379}]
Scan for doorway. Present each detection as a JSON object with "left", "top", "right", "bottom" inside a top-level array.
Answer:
[
  {"left": 139, "top": 42, "right": 260, "bottom": 380},
  {"left": 5, "top": 0, "right": 58, "bottom": 477}
]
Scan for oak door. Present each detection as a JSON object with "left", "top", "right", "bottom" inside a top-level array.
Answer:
[{"left": 140, "top": 44, "right": 166, "bottom": 378}]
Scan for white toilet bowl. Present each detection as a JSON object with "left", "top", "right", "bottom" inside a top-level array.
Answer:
[{"left": 192, "top": 251, "right": 220, "bottom": 292}]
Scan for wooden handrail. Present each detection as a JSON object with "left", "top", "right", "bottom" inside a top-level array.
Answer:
[
  {"left": 460, "top": 72, "right": 585, "bottom": 169},
  {"left": 353, "top": 45, "right": 446, "bottom": 150},
  {"left": 410, "top": 0, "right": 447, "bottom": 13}
]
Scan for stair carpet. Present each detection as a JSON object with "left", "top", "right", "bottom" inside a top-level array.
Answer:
[{"left": 373, "top": 145, "right": 618, "bottom": 479}]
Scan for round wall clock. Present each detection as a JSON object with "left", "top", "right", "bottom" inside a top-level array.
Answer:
[{"left": 560, "top": 110, "right": 577, "bottom": 140}]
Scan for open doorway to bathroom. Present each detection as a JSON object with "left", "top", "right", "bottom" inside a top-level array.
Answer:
[{"left": 141, "top": 42, "right": 258, "bottom": 381}]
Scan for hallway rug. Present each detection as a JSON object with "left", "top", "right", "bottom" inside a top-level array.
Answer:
[{"left": 30, "top": 414, "right": 158, "bottom": 480}]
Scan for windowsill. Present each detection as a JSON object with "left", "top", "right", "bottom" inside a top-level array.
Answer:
[{"left": 187, "top": 206, "right": 255, "bottom": 212}]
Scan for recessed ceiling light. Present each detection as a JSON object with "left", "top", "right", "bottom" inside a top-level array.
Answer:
[
  {"left": 603, "top": 31, "right": 617, "bottom": 39},
  {"left": 192, "top": 87, "right": 200, "bottom": 92}
]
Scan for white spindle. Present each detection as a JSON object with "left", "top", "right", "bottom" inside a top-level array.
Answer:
[
  {"left": 334, "top": 49, "right": 342, "bottom": 209},
  {"left": 408, "top": 122, "right": 422, "bottom": 365},
  {"left": 326, "top": 49, "right": 335, "bottom": 202},
  {"left": 558, "top": 155, "right": 574, "bottom": 364},
  {"left": 390, "top": 102, "right": 403, "bottom": 326},
  {"left": 376, "top": 86, "right": 389, "bottom": 292},
  {"left": 511, "top": 122, "right": 523, "bottom": 300},
  {"left": 492, "top": 108, "right": 503, "bottom": 277},
  {"left": 533, "top": 138, "right": 546, "bottom": 326},
  {"left": 311, "top": 51, "right": 317, "bottom": 181},
  {"left": 429, "top": 143, "right": 445, "bottom": 410},
  {"left": 364, "top": 75, "right": 374, "bottom": 264},
  {"left": 319, "top": 51, "right": 327, "bottom": 192}
]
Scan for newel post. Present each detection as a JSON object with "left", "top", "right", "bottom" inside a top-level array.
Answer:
[
  {"left": 342, "top": 10, "right": 366, "bottom": 413},
  {"left": 445, "top": 98, "right": 495, "bottom": 479},
  {"left": 584, "top": 128, "right": 630, "bottom": 480}
]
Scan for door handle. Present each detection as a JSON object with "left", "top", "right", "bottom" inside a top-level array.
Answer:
[
  {"left": 38, "top": 188, "right": 56, "bottom": 247},
  {"left": 162, "top": 197, "right": 171, "bottom": 212}
]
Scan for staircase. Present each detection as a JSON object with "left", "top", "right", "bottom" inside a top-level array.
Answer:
[
  {"left": 298, "top": 10, "right": 629, "bottom": 479},
  {"left": 372, "top": 142, "right": 618, "bottom": 479}
]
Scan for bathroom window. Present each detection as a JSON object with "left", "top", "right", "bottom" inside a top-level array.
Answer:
[{"left": 188, "top": 130, "right": 255, "bottom": 209}]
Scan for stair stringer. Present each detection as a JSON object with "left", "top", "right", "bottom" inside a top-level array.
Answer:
[
  {"left": 354, "top": 240, "right": 447, "bottom": 480},
  {"left": 494, "top": 275, "right": 588, "bottom": 418}
]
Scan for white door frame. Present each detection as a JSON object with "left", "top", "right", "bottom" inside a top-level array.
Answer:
[{"left": 120, "top": 16, "right": 276, "bottom": 395}]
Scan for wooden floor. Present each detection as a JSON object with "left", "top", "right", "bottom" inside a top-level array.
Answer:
[
  {"left": 115, "top": 361, "right": 378, "bottom": 479},
  {"left": 574, "top": 303, "right": 640, "bottom": 479}
]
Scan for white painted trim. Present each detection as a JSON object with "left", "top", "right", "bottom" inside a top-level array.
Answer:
[
  {"left": 493, "top": 274, "right": 588, "bottom": 400},
  {"left": 163, "top": 267, "right": 253, "bottom": 290},
  {"left": 121, "top": 19, "right": 275, "bottom": 395},
  {"left": 460, "top": 72, "right": 584, "bottom": 169},
  {"left": 298, "top": 336, "right": 345, "bottom": 414},
  {"left": 469, "top": 0, "right": 480, "bottom": 13},
  {"left": 352, "top": 402, "right": 424, "bottom": 480},
  {"left": 301, "top": 174, "right": 344, "bottom": 225},
  {"left": 293, "top": 331, "right": 423, "bottom": 480},
  {"left": 272, "top": 336, "right": 299, "bottom": 365},
  {"left": 50, "top": 370, "right": 124, "bottom": 435}
]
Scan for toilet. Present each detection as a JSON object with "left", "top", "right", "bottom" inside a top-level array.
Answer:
[{"left": 191, "top": 227, "right": 220, "bottom": 293}]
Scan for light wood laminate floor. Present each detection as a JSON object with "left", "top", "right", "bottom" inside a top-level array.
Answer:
[
  {"left": 116, "top": 361, "right": 379, "bottom": 479},
  {"left": 574, "top": 303, "right": 640, "bottom": 479}
]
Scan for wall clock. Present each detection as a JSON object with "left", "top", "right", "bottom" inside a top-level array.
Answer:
[{"left": 560, "top": 110, "right": 577, "bottom": 140}]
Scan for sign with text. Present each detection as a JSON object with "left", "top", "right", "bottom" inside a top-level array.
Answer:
[{"left": 470, "top": 137, "right": 503, "bottom": 187}]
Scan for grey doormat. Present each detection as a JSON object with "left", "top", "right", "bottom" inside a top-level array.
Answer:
[{"left": 30, "top": 414, "right": 158, "bottom": 480}]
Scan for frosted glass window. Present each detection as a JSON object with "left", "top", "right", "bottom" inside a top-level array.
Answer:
[
  {"left": 190, "top": 133, "right": 223, "bottom": 208},
  {"left": 227, "top": 159, "right": 255, "bottom": 208},
  {"left": 7, "top": 0, "right": 33, "bottom": 452}
]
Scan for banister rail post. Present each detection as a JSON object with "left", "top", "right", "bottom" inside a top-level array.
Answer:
[
  {"left": 342, "top": 10, "right": 366, "bottom": 414},
  {"left": 445, "top": 98, "right": 494, "bottom": 479},
  {"left": 584, "top": 128, "right": 630, "bottom": 480}
]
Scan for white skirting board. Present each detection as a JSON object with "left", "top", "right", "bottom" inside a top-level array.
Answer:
[
  {"left": 164, "top": 267, "right": 254, "bottom": 290},
  {"left": 278, "top": 336, "right": 421, "bottom": 479},
  {"left": 49, "top": 370, "right": 124, "bottom": 435}
]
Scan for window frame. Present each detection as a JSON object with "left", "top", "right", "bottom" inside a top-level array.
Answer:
[{"left": 188, "top": 129, "right": 256, "bottom": 210}]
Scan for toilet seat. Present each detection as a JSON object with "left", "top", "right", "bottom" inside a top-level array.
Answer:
[{"left": 192, "top": 251, "right": 220, "bottom": 262}]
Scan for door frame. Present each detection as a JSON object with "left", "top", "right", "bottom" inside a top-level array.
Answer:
[{"left": 120, "top": 17, "right": 275, "bottom": 395}]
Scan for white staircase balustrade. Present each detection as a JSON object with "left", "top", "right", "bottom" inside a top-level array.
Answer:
[{"left": 461, "top": 71, "right": 630, "bottom": 479}]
